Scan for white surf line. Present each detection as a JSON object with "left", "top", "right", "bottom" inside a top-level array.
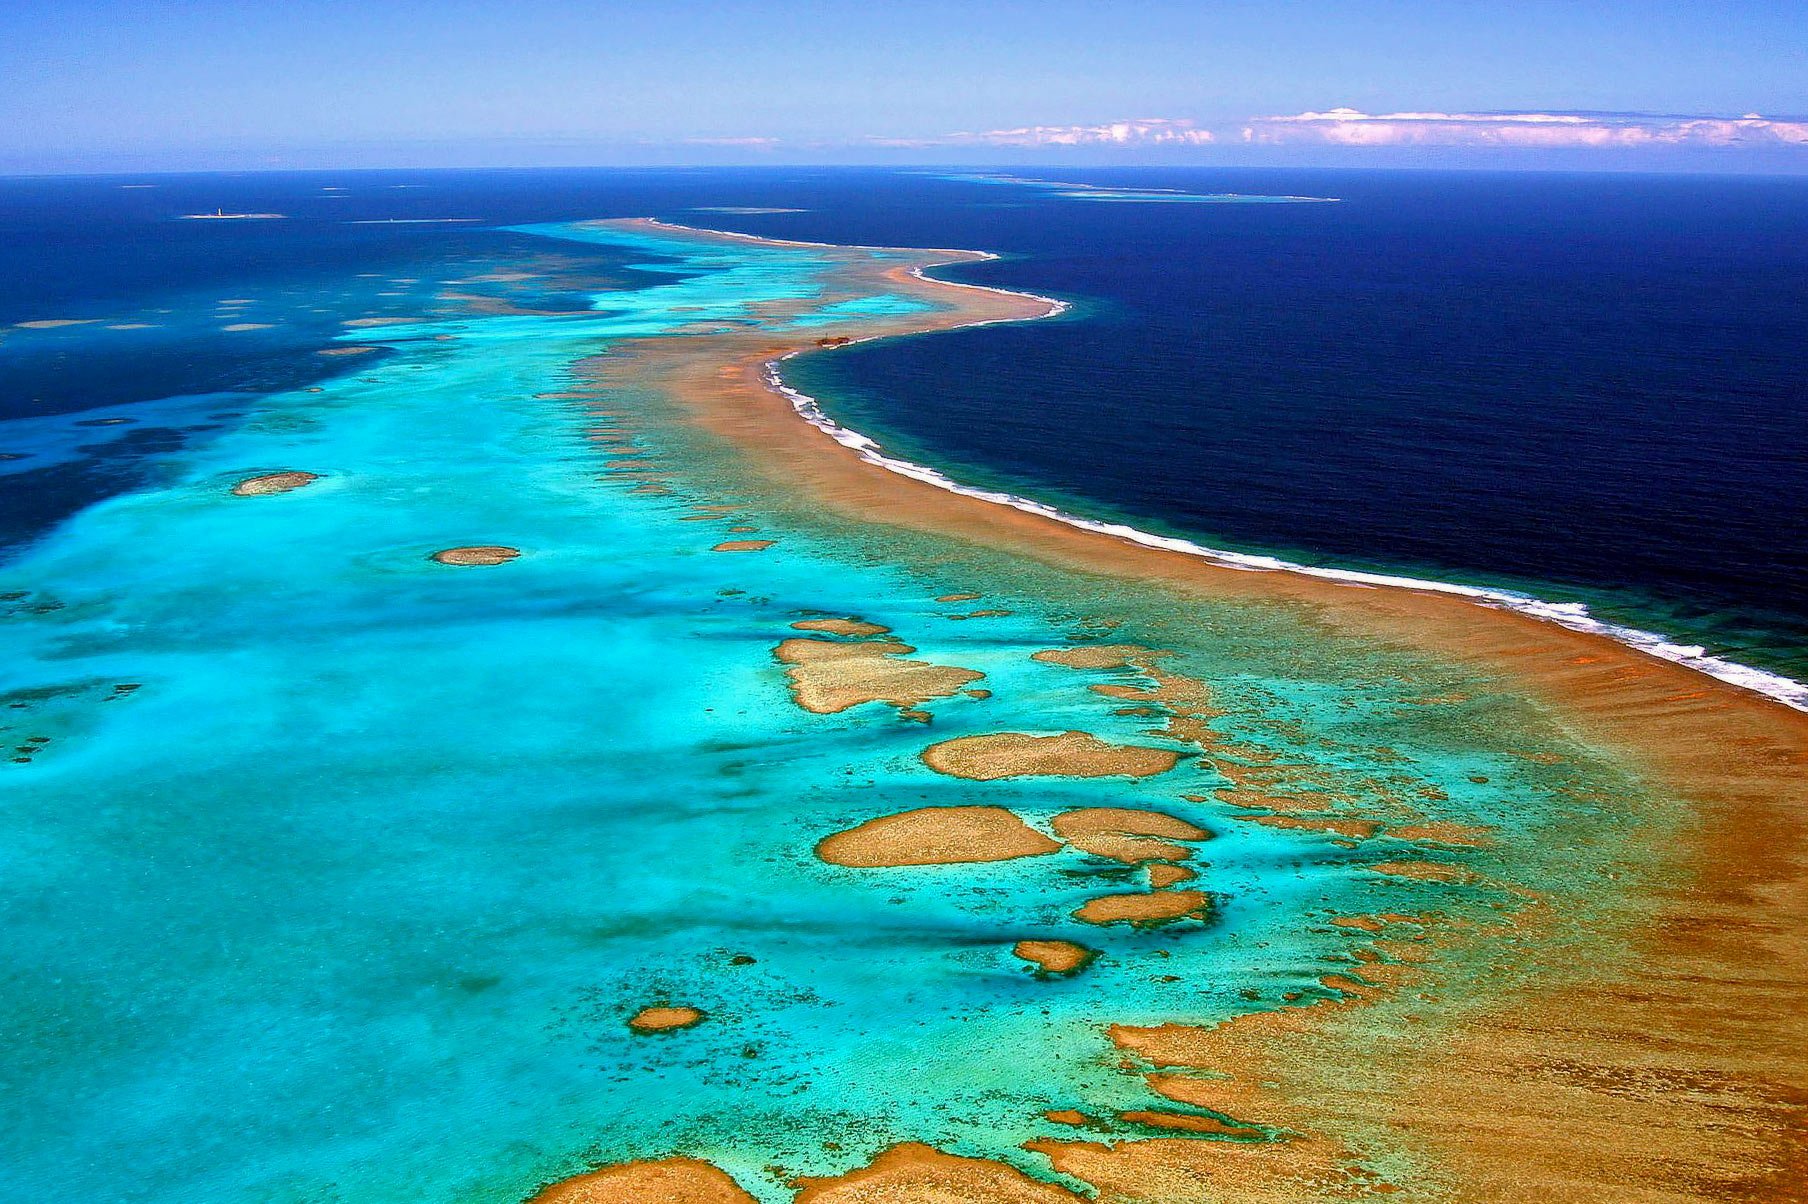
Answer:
[{"left": 622, "top": 217, "right": 1808, "bottom": 712}]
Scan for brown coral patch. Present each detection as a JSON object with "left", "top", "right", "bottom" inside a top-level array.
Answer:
[
  {"left": 775, "top": 637, "right": 982, "bottom": 714},
  {"left": 431, "top": 545, "right": 520, "bottom": 566},
  {"left": 792, "top": 1143, "right": 1084, "bottom": 1203},
  {"left": 1013, "top": 939, "right": 1099, "bottom": 975},
  {"left": 1239, "top": 814, "right": 1382, "bottom": 840},
  {"left": 1073, "top": 890, "right": 1209, "bottom": 927},
  {"left": 1147, "top": 863, "right": 1197, "bottom": 889},
  {"left": 528, "top": 1157, "right": 754, "bottom": 1203},
  {"left": 231, "top": 471, "right": 318, "bottom": 496},
  {"left": 790, "top": 618, "right": 891, "bottom": 637},
  {"left": 1389, "top": 821, "right": 1495, "bottom": 846},
  {"left": 816, "top": 806, "right": 1059, "bottom": 867},
  {"left": 921, "top": 731, "right": 1180, "bottom": 781},
  {"left": 1051, "top": 806, "right": 1210, "bottom": 863},
  {"left": 626, "top": 1005, "right": 703, "bottom": 1033}
]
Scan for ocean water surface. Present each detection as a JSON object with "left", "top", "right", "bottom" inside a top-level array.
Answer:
[{"left": 0, "top": 169, "right": 1788, "bottom": 1200}]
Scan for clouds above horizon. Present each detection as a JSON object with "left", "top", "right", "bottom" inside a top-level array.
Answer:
[
  {"left": 1242, "top": 108, "right": 1808, "bottom": 149},
  {"left": 845, "top": 110, "right": 1808, "bottom": 156},
  {"left": 952, "top": 118, "right": 1216, "bottom": 148}
]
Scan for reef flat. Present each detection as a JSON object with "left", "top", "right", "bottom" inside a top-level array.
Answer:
[{"left": 1, "top": 216, "right": 1803, "bottom": 1204}]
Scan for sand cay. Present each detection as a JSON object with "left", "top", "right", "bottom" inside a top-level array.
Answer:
[
  {"left": 816, "top": 805, "right": 1059, "bottom": 867},
  {"left": 535, "top": 219, "right": 1808, "bottom": 1201}
]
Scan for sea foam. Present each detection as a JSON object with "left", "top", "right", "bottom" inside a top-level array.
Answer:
[{"left": 764, "top": 257, "right": 1808, "bottom": 714}]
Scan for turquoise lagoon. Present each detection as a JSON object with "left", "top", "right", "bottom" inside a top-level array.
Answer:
[{"left": 0, "top": 222, "right": 1658, "bottom": 1201}]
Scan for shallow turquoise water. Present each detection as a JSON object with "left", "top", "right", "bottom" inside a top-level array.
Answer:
[{"left": 0, "top": 222, "right": 1654, "bottom": 1202}]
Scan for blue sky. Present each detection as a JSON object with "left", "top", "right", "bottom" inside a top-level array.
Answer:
[{"left": 4, "top": 0, "right": 1806, "bottom": 173}]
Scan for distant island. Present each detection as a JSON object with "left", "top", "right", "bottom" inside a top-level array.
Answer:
[{"left": 179, "top": 209, "right": 286, "bottom": 220}]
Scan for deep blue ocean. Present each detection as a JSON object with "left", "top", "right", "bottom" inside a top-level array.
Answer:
[{"left": 3, "top": 166, "right": 1805, "bottom": 682}]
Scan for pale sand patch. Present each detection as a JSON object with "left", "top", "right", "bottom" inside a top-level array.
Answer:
[
  {"left": 528, "top": 1157, "right": 754, "bottom": 1203},
  {"left": 343, "top": 316, "right": 430, "bottom": 327},
  {"left": 15, "top": 319, "right": 98, "bottom": 329},
  {"left": 431, "top": 545, "right": 520, "bottom": 566},
  {"left": 1013, "top": 939, "right": 1098, "bottom": 975},
  {"left": 921, "top": 731, "right": 1180, "bottom": 780},
  {"left": 626, "top": 1005, "right": 703, "bottom": 1033},
  {"left": 231, "top": 471, "right": 318, "bottom": 497},
  {"left": 221, "top": 323, "right": 273, "bottom": 332},
  {"left": 712, "top": 540, "right": 774, "bottom": 552},
  {"left": 793, "top": 1143, "right": 1084, "bottom": 1203},
  {"left": 816, "top": 805, "right": 1058, "bottom": 867},
  {"left": 1073, "top": 890, "right": 1209, "bottom": 927},
  {"left": 775, "top": 637, "right": 982, "bottom": 714},
  {"left": 790, "top": 618, "right": 891, "bottom": 637},
  {"left": 106, "top": 323, "right": 156, "bottom": 330},
  {"left": 317, "top": 345, "right": 379, "bottom": 356}
]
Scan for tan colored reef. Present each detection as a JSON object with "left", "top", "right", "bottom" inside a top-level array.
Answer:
[
  {"left": 528, "top": 1158, "right": 754, "bottom": 1203},
  {"left": 431, "top": 545, "right": 520, "bottom": 566},
  {"left": 1072, "top": 889, "right": 1210, "bottom": 927},
  {"left": 790, "top": 617, "right": 891, "bottom": 637},
  {"left": 1050, "top": 807, "right": 1209, "bottom": 863},
  {"left": 792, "top": 1144, "right": 1086, "bottom": 1203},
  {"left": 1013, "top": 939, "right": 1098, "bottom": 975},
  {"left": 816, "top": 806, "right": 1059, "bottom": 867},
  {"left": 530, "top": 220, "right": 1808, "bottom": 1201},
  {"left": 231, "top": 470, "right": 318, "bottom": 496},
  {"left": 921, "top": 730, "right": 1181, "bottom": 780},
  {"left": 625, "top": 1005, "right": 703, "bottom": 1033},
  {"left": 774, "top": 636, "right": 982, "bottom": 715}
]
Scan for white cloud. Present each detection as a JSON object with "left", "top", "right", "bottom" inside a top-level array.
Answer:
[
  {"left": 679, "top": 136, "right": 781, "bottom": 149},
  {"left": 1243, "top": 108, "right": 1808, "bottom": 149},
  {"left": 902, "top": 118, "right": 1215, "bottom": 148}
]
